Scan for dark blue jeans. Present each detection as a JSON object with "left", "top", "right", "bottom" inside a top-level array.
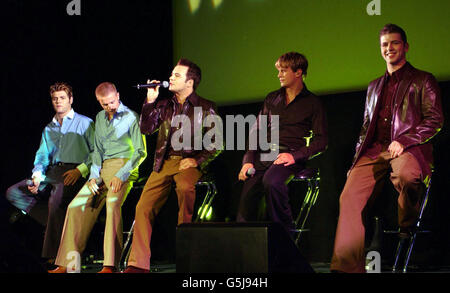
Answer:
[{"left": 5, "top": 164, "right": 86, "bottom": 258}]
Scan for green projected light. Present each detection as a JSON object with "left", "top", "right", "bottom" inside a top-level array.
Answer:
[
  {"left": 188, "top": 0, "right": 224, "bottom": 13},
  {"left": 173, "top": 0, "right": 450, "bottom": 106}
]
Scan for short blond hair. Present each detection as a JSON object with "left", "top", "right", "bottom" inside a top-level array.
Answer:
[{"left": 95, "top": 82, "right": 117, "bottom": 97}]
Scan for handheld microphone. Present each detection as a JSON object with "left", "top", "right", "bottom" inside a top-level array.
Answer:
[
  {"left": 134, "top": 81, "right": 169, "bottom": 89},
  {"left": 26, "top": 179, "right": 35, "bottom": 187},
  {"left": 246, "top": 167, "right": 256, "bottom": 177}
]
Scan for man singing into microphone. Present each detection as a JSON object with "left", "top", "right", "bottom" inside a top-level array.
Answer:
[
  {"left": 5, "top": 82, "right": 94, "bottom": 267},
  {"left": 50, "top": 82, "right": 146, "bottom": 273},
  {"left": 330, "top": 24, "right": 443, "bottom": 273},
  {"left": 123, "top": 58, "right": 221, "bottom": 273},
  {"left": 237, "top": 52, "right": 328, "bottom": 236}
]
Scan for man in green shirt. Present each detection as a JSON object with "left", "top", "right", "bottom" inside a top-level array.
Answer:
[{"left": 50, "top": 82, "right": 147, "bottom": 273}]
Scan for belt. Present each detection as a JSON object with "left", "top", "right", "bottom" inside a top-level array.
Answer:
[
  {"left": 260, "top": 144, "right": 290, "bottom": 153},
  {"left": 169, "top": 155, "right": 183, "bottom": 160},
  {"left": 52, "top": 162, "right": 77, "bottom": 167}
]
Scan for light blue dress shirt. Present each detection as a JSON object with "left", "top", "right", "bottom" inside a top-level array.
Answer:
[
  {"left": 89, "top": 102, "right": 147, "bottom": 182},
  {"left": 32, "top": 109, "right": 95, "bottom": 179}
]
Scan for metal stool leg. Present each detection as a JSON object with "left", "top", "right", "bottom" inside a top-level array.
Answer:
[
  {"left": 202, "top": 184, "right": 217, "bottom": 220},
  {"left": 392, "top": 178, "right": 431, "bottom": 273},
  {"left": 120, "top": 220, "right": 135, "bottom": 270},
  {"left": 402, "top": 180, "right": 431, "bottom": 273},
  {"left": 194, "top": 181, "right": 218, "bottom": 222},
  {"left": 294, "top": 181, "right": 313, "bottom": 227},
  {"left": 295, "top": 179, "right": 320, "bottom": 245}
]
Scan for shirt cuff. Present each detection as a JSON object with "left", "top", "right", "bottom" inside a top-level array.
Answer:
[
  {"left": 115, "top": 169, "right": 130, "bottom": 182},
  {"left": 76, "top": 163, "right": 89, "bottom": 178},
  {"left": 31, "top": 171, "right": 45, "bottom": 183}
]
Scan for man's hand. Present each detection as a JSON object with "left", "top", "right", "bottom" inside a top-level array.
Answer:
[
  {"left": 238, "top": 163, "right": 254, "bottom": 181},
  {"left": 388, "top": 140, "right": 405, "bottom": 158},
  {"left": 109, "top": 176, "right": 124, "bottom": 193},
  {"left": 273, "top": 153, "right": 295, "bottom": 166},
  {"left": 63, "top": 168, "right": 81, "bottom": 186},
  {"left": 179, "top": 158, "right": 198, "bottom": 171},
  {"left": 146, "top": 79, "right": 160, "bottom": 103},
  {"left": 27, "top": 177, "right": 40, "bottom": 194},
  {"left": 88, "top": 178, "right": 101, "bottom": 195}
]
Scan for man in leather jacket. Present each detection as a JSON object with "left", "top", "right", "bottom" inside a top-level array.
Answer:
[
  {"left": 330, "top": 24, "right": 444, "bottom": 273},
  {"left": 124, "top": 58, "right": 221, "bottom": 273}
]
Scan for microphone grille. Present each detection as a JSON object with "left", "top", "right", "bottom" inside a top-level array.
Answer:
[{"left": 161, "top": 81, "right": 169, "bottom": 88}]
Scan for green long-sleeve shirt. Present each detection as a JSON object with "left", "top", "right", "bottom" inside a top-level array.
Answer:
[{"left": 89, "top": 102, "right": 146, "bottom": 182}]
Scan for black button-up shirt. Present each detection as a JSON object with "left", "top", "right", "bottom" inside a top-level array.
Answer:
[{"left": 243, "top": 86, "right": 328, "bottom": 164}]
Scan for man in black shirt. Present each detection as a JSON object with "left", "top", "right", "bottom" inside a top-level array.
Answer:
[{"left": 237, "top": 52, "right": 328, "bottom": 235}]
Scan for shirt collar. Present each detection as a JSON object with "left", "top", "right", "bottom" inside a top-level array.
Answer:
[
  {"left": 171, "top": 91, "right": 199, "bottom": 107},
  {"left": 385, "top": 62, "right": 411, "bottom": 82},
  {"left": 52, "top": 108, "right": 75, "bottom": 124},
  {"left": 279, "top": 84, "right": 310, "bottom": 102},
  {"left": 116, "top": 101, "right": 126, "bottom": 114},
  {"left": 104, "top": 102, "right": 126, "bottom": 120}
]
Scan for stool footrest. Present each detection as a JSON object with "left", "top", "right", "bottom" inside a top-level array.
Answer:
[
  {"left": 293, "top": 228, "right": 310, "bottom": 232},
  {"left": 383, "top": 230, "right": 432, "bottom": 234}
]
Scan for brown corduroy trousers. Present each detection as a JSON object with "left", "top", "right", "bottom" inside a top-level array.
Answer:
[
  {"left": 127, "top": 156, "right": 202, "bottom": 270},
  {"left": 330, "top": 151, "right": 424, "bottom": 273}
]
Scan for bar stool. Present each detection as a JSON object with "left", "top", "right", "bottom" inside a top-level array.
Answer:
[
  {"left": 119, "top": 174, "right": 218, "bottom": 270},
  {"left": 290, "top": 168, "right": 320, "bottom": 246},
  {"left": 193, "top": 173, "right": 218, "bottom": 222},
  {"left": 390, "top": 176, "right": 433, "bottom": 273}
]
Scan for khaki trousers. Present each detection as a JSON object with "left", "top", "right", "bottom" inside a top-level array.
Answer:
[
  {"left": 127, "top": 156, "right": 202, "bottom": 270},
  {"left": 330, "top": 151, "right": 424, "bottom": 273},
  {"left": 55, "top": 159, "right": 134, "bottom": 268}
]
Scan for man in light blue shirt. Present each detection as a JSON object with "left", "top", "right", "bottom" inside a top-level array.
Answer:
[
  {"left": 52, "top": 82, "right": 146, "bottom": 273},
  {"left": 5, "top": 82, "right": 95, "bottom": 264}
]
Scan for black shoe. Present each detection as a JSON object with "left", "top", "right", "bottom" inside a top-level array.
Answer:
[{"left": 42, "top": 258, "right": 57, "bottom": 271}]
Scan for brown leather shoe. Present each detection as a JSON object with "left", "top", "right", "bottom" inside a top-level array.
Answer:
[
  {"left": 122, "top": 266, "right": 150, "bottom": 273},
  {"left": 97, "top": 266, "right": 117, "bottom": 273},
  {"left": 48, "top": 266, "right": 67, "bottom": 273}
]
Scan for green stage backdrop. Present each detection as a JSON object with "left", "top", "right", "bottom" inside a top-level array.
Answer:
[{"left": 172, "top": 0, "right": 450, "bottom": 105}]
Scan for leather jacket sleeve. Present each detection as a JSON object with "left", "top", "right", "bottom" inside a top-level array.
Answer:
[
  {"left": 394, "top": 73, "right": 444, "bottom": 149},
  {"left": 192, "top": 103, "right": 223, "bottom": 170},
  {"left": 139, "top": 100, "right": 165, "bottom": 135}
]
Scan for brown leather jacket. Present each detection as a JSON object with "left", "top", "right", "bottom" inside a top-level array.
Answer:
[
  {"left": 352, "top": 63, "right": 444, "bottom": 181},
  {"left": 140, "top": 92, "right": 222, "bottom": 172}
]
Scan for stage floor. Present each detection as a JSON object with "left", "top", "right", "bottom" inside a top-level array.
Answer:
[{"left": 78, "top": 261, "right": 450, "bottom": 274}]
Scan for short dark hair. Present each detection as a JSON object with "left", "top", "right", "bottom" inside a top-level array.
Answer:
[
  {"left": 177, "top": 58, "right": 202, "bottom": 90},
  {"left": 276, "top": 52, "right": 308, "bottom": 77},
  {"left": 50, "top": 82, "right": 73, "bottom": 98},
  {"left": 380, "top": 23, "right": 408, "bottom": 44}
]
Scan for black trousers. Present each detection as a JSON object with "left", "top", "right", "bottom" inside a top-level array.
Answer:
[
  {"left": 5, "top": 164, "right": 86, "bottom": 258},
  {"left": 236, "top": 157, "right": 304, "bottom": 234}
]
